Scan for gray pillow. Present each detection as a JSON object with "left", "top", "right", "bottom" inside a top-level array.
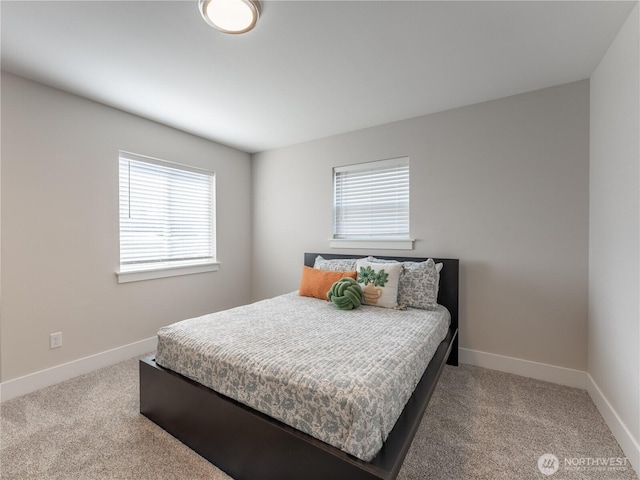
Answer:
[
  {"left": 313, "top": 255, "right": 358, "bottom": 272},
  {"left": 367, "top": 257, "right": 440, "bottom": 310}
]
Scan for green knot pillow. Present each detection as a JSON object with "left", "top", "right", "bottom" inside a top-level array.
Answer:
[{"left": 327, "top": 277, "right": 363, "bottom": 310}]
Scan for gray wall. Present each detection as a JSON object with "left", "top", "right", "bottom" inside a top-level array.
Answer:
[
  {"left": 0, "top": 73, "right": 252, "bottom": 381},
  {"left": 589, "top": 3, "right": 640, "bottom": 455},
  {"left": 252, "top": 81, "right": 590, "bottom": 371}
]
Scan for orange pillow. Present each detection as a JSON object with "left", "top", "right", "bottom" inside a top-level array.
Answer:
[{"left": 299, "top": 266, "right": 357, "bottom": 300}]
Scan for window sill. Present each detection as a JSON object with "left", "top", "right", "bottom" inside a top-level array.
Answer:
[
  {"left": 329, "top": 239, "right": 415, "bottom": 250},
  {"left": 116, "top": 261, "right": 220, "bottom": 284}
]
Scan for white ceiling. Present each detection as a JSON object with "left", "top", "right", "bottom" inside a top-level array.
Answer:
[{"left": 1, "top": 1, "right": 636, "bottom": 153}]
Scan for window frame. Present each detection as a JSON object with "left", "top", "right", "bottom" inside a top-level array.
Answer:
[
  {"left": 330, "top": 156, "right": 414, "bottom": 250},
  {"left": 116, "top": 151, "right": 219, "bottom": 283}
]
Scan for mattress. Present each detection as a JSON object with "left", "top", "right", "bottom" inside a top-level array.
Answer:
[{"left": 155, "top": 292, "right": 450, "bottom": 461}]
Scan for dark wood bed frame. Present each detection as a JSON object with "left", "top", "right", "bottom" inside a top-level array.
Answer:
[{"left": 140, "top": 253, "right": 459, "bottom": 480}]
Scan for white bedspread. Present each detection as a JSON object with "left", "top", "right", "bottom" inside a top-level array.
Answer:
[{"left": 155, "top": 292, "right": 450, "bottom": 461}]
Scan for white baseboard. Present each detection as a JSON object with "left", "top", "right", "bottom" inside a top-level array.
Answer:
[
  {"left": 459, "top": 348, "right": 639, "bottom": 474},
  {"left": 0, "top": 336, "right": 157, "bottom": 402},
  {"left": 3, "top": 341, "right": 637, "bottom": 475},
  {"left": 586, "top": 374, "right": 640, "bottom": 475},
  {"left": 459, "top": 347, "right": 587, "bottom": 388}
]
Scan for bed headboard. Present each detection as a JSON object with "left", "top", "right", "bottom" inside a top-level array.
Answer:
[{"left": 304, "top": 253, "right": 459, "bottom": 331}]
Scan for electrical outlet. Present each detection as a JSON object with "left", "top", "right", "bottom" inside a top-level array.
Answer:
[{"left": 50, "top": 332, "right": 62, "bottom": 349}]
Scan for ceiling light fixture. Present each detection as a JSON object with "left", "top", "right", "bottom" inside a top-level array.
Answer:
[{"left": 198, "top": 0, "right": 260, "bottom": 34}]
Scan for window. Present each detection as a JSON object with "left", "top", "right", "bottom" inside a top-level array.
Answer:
[
  {"left": 332, "top": 157, "right": 412, "bottom": 249},
  {"left": 116, "top": 151, "right": 217, "bottom": 283}
]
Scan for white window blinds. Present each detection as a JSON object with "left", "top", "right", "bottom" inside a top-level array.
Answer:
[
  {"left": 119, "top": 152, "right": 215, "bottom": 271},
  {"left": 333, "top": 157, "right": 410, "bottom": 240}
]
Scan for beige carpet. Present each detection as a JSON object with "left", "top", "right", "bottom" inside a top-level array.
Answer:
[{"left": 1, "top": 355, "right": 636, "bottom": 480}]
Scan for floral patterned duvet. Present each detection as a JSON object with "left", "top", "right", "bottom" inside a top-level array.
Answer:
[{"left": 155, "top": 292, "right": 450, "bottom": 461}]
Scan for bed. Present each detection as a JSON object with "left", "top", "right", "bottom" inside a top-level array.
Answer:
[{"left": 140, "top": 253, "right": 459, "bottom": 480}]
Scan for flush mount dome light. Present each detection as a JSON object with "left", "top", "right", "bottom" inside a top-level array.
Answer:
[{"left": 199, "top": 0, "right": 260, "bottom": 34}]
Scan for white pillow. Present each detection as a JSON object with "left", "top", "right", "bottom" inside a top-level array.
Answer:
[{"left": 355, "top": 259, "right": 402, "bottom": 308}]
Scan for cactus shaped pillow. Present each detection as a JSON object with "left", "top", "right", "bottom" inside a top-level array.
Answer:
[{"left": 355, "top": 259, "right": 403, "bottom": 308}]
